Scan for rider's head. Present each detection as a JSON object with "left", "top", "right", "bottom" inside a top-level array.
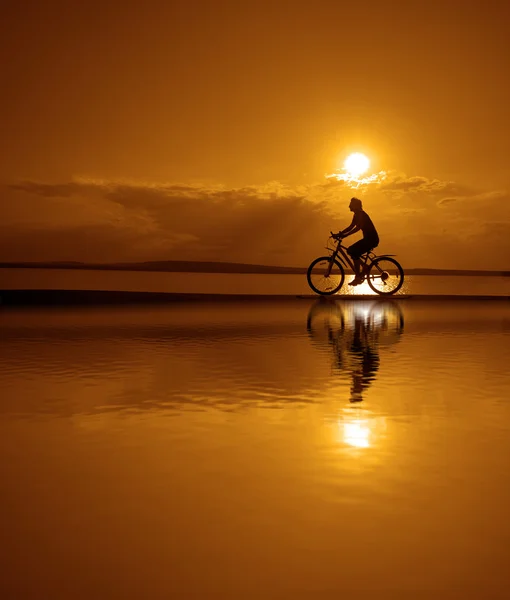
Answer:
[{"left": 349, "top": 197, "right": 362, "bottom": 212}]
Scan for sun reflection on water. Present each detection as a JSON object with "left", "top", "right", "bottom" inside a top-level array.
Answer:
[
  {"left": 340, "top": 279, "right": 377, "bottom": 296},
  {"left": 343, "top": 419, "right": 371, "bottom": 448},
  {"left": 334, "top": 405, "right": 388, "bottom": 450}
]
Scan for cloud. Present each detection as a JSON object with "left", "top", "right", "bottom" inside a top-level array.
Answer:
[
  {"left": 476, "top": 220, "right": 510, "bottom": 238},
  {"left": 437, "top": 197, "right": 457, "bottom": 206},
  {"left": 437, "top": 190, "right": 508, "bottom": 207},
  {"left": 379, "top": 175, "right": 453, "bottom": 194},
  {"left": 376, "top": 174, "right": 488, "bottom": 203},
  {"left": 8, "top": 181, "right": 87, "bottom": 198},
  {"left": 1, "top": 179, "right": 331, "bottom": 265},
  {"left": 1, "top": 174, "right": 508, "bottom": 269}
]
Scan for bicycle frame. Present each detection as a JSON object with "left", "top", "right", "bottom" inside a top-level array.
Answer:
[{"left": 326, "top": 238, "right": 376, "bottom": 277}]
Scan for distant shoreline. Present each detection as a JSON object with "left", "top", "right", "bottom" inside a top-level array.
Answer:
[{"left": 0, "top": 261, "right": 508, "bottom": 277}]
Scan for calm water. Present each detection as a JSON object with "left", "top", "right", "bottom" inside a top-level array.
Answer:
[
  {"left": 1, "top": 299, "right": 510, "bottom": 599},
  {"left": 1, "top": 268, "right": 510, "bottom": 296}
]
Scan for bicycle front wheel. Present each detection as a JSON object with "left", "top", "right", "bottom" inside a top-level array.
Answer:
[
  {"left": 367, "top": 257, "right": 404, "bottom": 295},
  {"left": 307, "top": 256, "right": 345, "bottom": 295}
]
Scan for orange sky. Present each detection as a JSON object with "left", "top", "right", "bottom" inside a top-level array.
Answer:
[{"left": 1, "top": 0, "right": 509, "bottom": 268}]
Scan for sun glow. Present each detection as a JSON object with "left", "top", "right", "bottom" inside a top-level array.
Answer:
[
  {"left": 326, "top": 151, "right": 386, "bottom": 188},
  {"left": 344, "top": 153, "right": 370, "bottom": 178}
]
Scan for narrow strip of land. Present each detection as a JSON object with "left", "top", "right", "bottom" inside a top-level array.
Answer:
[{"left": 1, "top": 289, "right": 508, "bottom": 307}]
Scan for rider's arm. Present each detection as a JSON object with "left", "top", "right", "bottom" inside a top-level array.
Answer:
[{"left": 339, "top": 216, "right": 360, "bottom": 237}]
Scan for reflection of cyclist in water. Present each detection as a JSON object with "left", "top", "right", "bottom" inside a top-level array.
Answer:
[
  {"left": 307, "top": 299, "right": 403, "bottom": 403},
  {"left": 348, "top": 313, "right": 380, "bottom": 402}
]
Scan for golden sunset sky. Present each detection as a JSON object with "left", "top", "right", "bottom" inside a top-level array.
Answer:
[{"left": 1, "top": 0, "right": 509, "bottom": 269}]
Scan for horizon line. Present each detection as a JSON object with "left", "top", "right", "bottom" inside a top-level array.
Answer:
[{"left": 0, "top": 259, "right": 508, "bottom": 276}]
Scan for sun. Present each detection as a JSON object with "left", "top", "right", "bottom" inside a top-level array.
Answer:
[{"left": 344, "top": 153, "right": 370, "bottom": 178}]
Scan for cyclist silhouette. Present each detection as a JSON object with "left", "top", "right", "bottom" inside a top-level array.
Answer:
[{"left": 333, "top": 197, "right": 379, "bottom": 286}]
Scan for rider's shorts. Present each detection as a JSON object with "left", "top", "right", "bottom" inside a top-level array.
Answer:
[{"left": 348, "top": 238, "right": 379, "bottom": 260}]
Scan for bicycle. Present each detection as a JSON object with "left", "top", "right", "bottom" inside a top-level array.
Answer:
[{"left": 306, "top": 233, "right": 405, "bottom": 296}]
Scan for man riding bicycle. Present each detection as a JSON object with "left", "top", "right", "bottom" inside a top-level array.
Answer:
[{"left": 333, "top": 197, "right": 379, "bottom": 286}]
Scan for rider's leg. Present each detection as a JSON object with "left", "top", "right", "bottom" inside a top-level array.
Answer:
[
  {"left": 348, "top": 241, "right": 369, "bottom": 285},
  {"left": 361, "top": 256, "right": 370, "bottom": 277}
]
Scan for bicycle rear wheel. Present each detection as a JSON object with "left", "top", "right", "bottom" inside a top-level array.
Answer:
[
  {"left": 366, "top": 257, "right": 404, "bottom": 295},
  {"left": 307, "top": 256, "right": 345, "bottom": 295}
]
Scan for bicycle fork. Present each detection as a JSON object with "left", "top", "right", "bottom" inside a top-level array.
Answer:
[{"left": 326, "top": 253, "right": 338, "bottom": 276}]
